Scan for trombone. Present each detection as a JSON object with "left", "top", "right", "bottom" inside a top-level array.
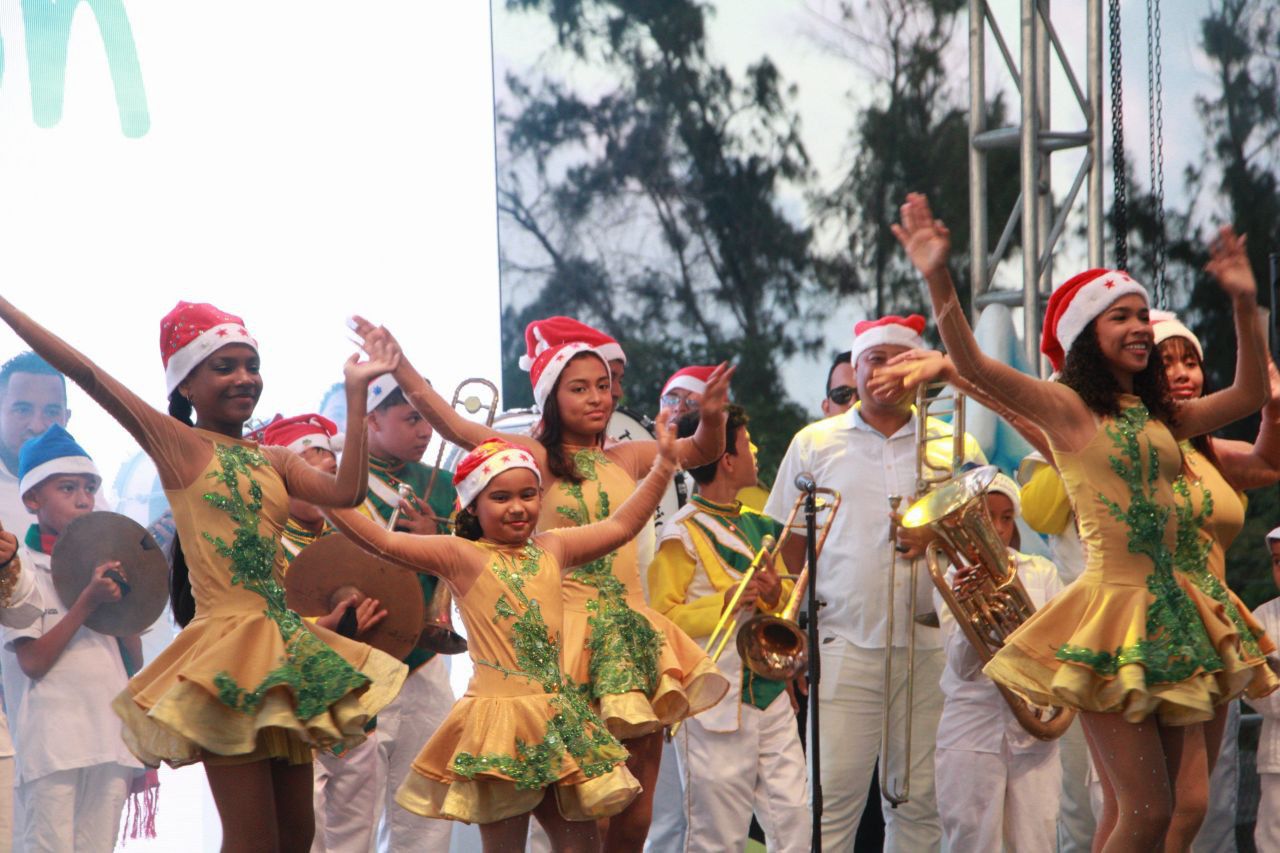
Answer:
[
  {"left": 669, "top": 488, "right": 841, "bottom": 737},
  {"left": 422, "top": 378, "right": 501, "bottom": 510},
  {"left": 881, "top": 381, "right": 965, "bottom": 807}
]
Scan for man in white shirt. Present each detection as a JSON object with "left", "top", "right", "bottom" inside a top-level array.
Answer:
[
  {"left": 0, "top": 352, "right": 71, "bottom": 850},
  {"left": 766, "top": 315, "right": 985, "bottom": 852},
  {"left": 933, "top": 472, "right": 1062, "bottom": 850}
]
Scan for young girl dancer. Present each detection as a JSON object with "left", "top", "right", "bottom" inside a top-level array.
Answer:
[
  {"left": 0, "top": 298, "right": 408, "bottom": 852},
  {"left": 890, "top": 193, "right": 1276, "bottom": 852},
  {"left": 327, "top": 427, "right": 682, "bottom": 851},
  {"left": 350, "top": 317, "right": 730, "bottom": 850}
]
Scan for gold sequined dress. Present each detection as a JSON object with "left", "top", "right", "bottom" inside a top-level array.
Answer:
[
  {"left": 113, "top": 433, "right": 407, "bottom": 766},
  {"left": 984, "top": 398, "right": 1276, "bottom": 724},
  {"left": 541, "top": 445, "right": 728, "bottom": 739}
]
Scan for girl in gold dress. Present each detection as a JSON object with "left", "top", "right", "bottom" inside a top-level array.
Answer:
[
  {"left": 328, "top": 426, "right": 681, "bottom": 852},
  {"left": 348, "top": 317, "right": 730, "bottom": 850},
  {"left": 0, "top": 297, "right": 408, "bottom": 852},
  {"left": 888, "top": 193, "right": 1276, "bottom": 852}
]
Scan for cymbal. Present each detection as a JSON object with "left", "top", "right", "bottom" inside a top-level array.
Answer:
[
  {"left": 284, "top": 534, "right": 424, "bottom": 660},
  {"left": 51, "top": 512, "right": 169, "bottom": 636}
]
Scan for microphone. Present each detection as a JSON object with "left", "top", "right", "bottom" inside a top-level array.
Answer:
[{"left": 795, "top": 472, "right": 817, "bottom": 493}]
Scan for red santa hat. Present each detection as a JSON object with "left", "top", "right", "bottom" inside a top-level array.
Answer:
[
  {"left": 529, "top": 342, "right": 607, "bottom": 410},
  {"left": 517, "top": 316, "right": 625, "bottom": 371},
  {"left": 1040, "top": 269, "right": 1149, "bottom": 371},
  {"left": 261, "top": 414, "right": 343, "bottom": 456},
  {"left": 850, "top": 315, "right": 927, "bottom": 365},
  {"left": 160, "top": 301, "right": 258, "bottom": 395},
  {"left": 366, "top": 373, "right": 401, "bottom": 413},
  {"left": 661, "top": 365, "right": 717, "bottom": 398},
  {"left": 1150, "top": 309, "right": 1203, "bottom": 360},
  {"left": 453, "top": 438, "right": 542, "bottom": 509}
]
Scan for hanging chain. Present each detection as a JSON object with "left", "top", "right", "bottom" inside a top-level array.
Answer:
[
  {"left": 1145, "top": 0, "right": 1168, "bottom": 307},
  {"left": 1108, "top": 0, "right": 1128, "bottom": 271}
]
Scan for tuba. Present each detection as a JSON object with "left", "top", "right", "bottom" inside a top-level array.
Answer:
[{"left": 901, "top": 464, "right": 1074, "bottom": 740}]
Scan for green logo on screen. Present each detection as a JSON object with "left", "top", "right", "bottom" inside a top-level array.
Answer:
[{"left": 0, "top": 0, "right": 150, "bottom": 138}]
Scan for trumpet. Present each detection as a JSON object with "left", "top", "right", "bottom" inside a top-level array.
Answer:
[
  {"left": 881, "top": 381, "right": 966, "bottom": 808},
  {"left": 902, "top": 465, "right": 1074, "bottom": 740}
]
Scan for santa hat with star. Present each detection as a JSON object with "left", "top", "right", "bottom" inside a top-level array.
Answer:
[
  {"left": 517, "top": 316, "right": 625, "bottom": 371},
  {"left": 160, "top": 301, "right": 258, "bottom": 396},
  {"left": 453, "top": 438, "right": 542, "bottom": 509},
  {"left": 261, "top": 414, "right": 344, "bottom": 456},
  {"left": 528, "top": 342, "right": 607, "bottom": 410},
  {"left": 18, "top": 424, "right": 101, "bottom": 499},
  {"left": 661, "top": 365, "right": 717, "bottom": 398},
  {"left": 1150, "top": 309, "right": 1203, "bottom": 360},
  {"left": 850, "top": 315, "right": 928, "bottom": 365},
  {"left": 1040, "top": 269, "right": 1149, "bottom": 371}
]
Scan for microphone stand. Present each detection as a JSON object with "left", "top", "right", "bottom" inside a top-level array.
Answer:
[{"left": 803, "top": 484, "right": 823, "bottom": 852}]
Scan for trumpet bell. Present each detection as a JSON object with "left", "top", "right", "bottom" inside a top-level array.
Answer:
[
  {"left": 900, "top": 464, "right": 997, "bottom": 530},
  {"left": 736, "top": 614, "right": 808, "bottom": 681}
]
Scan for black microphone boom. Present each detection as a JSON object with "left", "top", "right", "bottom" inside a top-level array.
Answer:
[{"left": 795, "top": 472, "right": 818, "bottom": 493}]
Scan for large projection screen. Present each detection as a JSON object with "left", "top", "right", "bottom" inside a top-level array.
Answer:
[{"left": 0, "top": 3, "right": 499, "bottom": 848}]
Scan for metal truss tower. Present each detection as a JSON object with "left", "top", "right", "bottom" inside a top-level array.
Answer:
[{"left": 968, "top": 0, "right": 1105, "bottom": 371}]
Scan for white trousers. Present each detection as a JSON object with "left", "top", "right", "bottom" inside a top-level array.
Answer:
[
  {"left": 313, "top": 733, "right": 380, "bottom": 853},
  {"left": 676, "top": 695, "right": 810, "bottom": 853},
  {"left": 935, "top": 744, "right": 1060, "bottom": 852},
  {"left": 374, "top": 656, "right": 455, "bottom": 853},
  {"left": 0, "top": 756, "right": 12, "bottom": 853},
  {"left": 1056, "top": 717, "right": 1096, "bottom": 852},
  {"left": 1256, "top": 773, "right": 1280, "bottom": 853},
  {"left": 642, "top": 738, "right": 686, "bottom": 852},
  {"left": 313, "top": 657, "right": 455, "bottom": 853},
  {"left": 814, "top": 638, "right": 944, "bottom": 852},
  {"left": 14, "top": 763, "right": 131, "bottom": 853}
]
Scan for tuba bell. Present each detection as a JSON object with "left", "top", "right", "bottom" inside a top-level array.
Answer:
[{"left": 901, "top": 464, "right": 1074, "bottom": 741}]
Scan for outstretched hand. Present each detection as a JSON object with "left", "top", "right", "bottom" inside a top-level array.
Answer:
[
  {"left": 344, "top": 316, "right": 403, "bottom": 386},
  {"left": 865, "top": 349, "right": 954, "bottom": 401},
  {"left": 891, "top": 193, "right": 952, "bottom": 277},
  {"left": 697, "top": 362, "right": 736, "bottom": 421},
  {"left": 655, "top": 408, "right": 679, "bottom": 466},
  {"left": 1205, "top": 226, "right": 1256, "bottom": 301}
]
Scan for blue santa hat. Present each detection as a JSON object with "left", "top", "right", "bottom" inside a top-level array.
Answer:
[{"left": 18, "top": 424, "right": 101, "bottom": 499}]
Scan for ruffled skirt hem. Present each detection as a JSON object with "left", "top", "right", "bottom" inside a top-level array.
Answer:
[{"left": 394, "top": 764, "right": 640, "bottom": 824}]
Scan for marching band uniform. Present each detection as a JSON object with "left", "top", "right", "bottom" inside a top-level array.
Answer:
[
  {"left": 1, "top": 427, "right": 141, "bottom": 851},
  {"left": 649, "top": 495, "right": 810, "bottom": 853},
  {"left": 0, "top": 299, "right": 408, "bottom": 771},
  {"left": 981, "top": 272, "right": 1277, "bottom": 723},
  {"left": 1017, "top": 455, "right": 1094, "bottom": 851},
  {"left": 359, "top": 375, "right": 457, "bottom": 853},
  {"left": 765, "top": 315, "right": 985, "bottom": 851},
  {"left": 328, "top": 439, "right": 658, "bottom": 824},
  {"left": 933, "top": 474, "right": 1062, "bottom": 852}
]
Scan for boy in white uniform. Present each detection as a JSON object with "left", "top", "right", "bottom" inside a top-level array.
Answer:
[
  {"left": 1251, "top": 526, "right": 1280, "bottom": 852},
  {"left": 1, "top": 425, "right": 142, "bottom": 852},
  {"left": 933, "top": 471, "right": 1063, "bottom": 851}
]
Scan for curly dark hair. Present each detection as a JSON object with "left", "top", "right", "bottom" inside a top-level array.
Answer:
[
  {"left": 533, "top": 351, "right": 611, "bottom": 484},
  {"left": 1057, "top": 321, "right": 1176, "bottom": 424},
  {"left": 454, "top": 508, "right": 484, "bottom": 541}
]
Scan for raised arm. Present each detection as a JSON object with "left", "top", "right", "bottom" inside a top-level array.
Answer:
[
  {"left": 0, "top": 296, "right": 197, "bottom": 487},
  {"left": 325, "top": 507, "right": 480, "bottom": 596},
  {"left": 1174, "top": 228, "right": 1268, "bottom": 440},
  {"left": 892, "top": 194, "right": 1093, "bottom": 451},
  {"left": 541, "top": 412, "right": 678, "bottom": 570},
  {"left": 611, "top": 364, "right": 734, "bottom": 479},
  {"left": 349, "top": 316, "right": 546, "bottom": 463}
]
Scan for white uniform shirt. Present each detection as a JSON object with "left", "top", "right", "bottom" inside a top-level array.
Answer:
[
  {"left": 0, "top": 546, "right": 141, "bottom": 785},
  {"left": 1252, "top": 597, "right": 1280, "bottom": 774},
  {"left": 934, "top": 550, "right": 1063, "bottom": 754},
  {"left": 0, "top": 458, "right": 34, "bottom": 552},
  {"left": 765, "top": 406, "right": 985, "bottom": 649}
]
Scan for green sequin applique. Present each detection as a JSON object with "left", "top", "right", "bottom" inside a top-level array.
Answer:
[
  {"left": 1053, "top": 405, "right": 1223, "bottom": 683},
  {"left": 204, "top": 444, "right": 370, "bottom": 718},
  {"left": 556, "top": 449, "right": 663, "bottom": 699},
  {"left": 451, "top": 544, "right": 626, "bottom": 787}
]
